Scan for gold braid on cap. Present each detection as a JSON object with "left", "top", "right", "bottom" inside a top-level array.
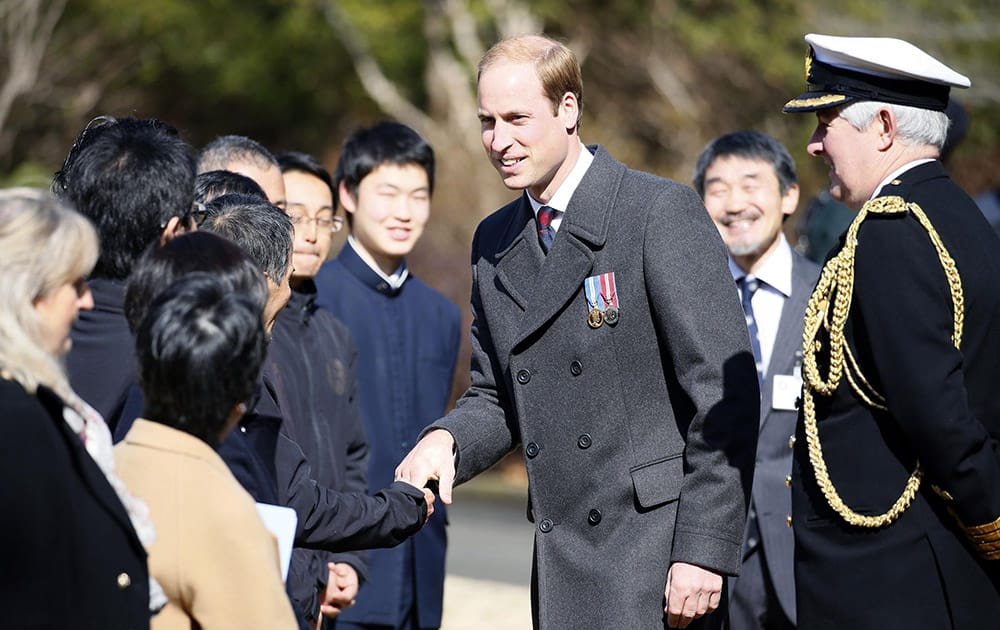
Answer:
[{"left": 801, "top": 195, "right": 964, "bottom": 528}]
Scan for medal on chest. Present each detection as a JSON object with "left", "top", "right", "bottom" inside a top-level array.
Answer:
[{"left": 584, "top": 272, "right": 619, "bottom": 329}]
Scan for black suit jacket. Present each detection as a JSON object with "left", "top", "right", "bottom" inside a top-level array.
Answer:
[
  {"left": 729, "top": 250, "right": 819, "bottom": 627},
  {"left": 792, "top": 161, "right": 1000, "bottom": 629},
  {"left": 0, "top": 378, "right": 150, "bottom": 629}
]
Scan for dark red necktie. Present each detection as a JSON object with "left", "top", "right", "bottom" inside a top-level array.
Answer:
[{"left": 537, "top": 205, "right": 555, "bottom": 253}]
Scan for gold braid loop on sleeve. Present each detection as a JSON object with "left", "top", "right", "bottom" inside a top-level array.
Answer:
[{"left": 800, "top": 195, "right": 964, "bottom": 528}]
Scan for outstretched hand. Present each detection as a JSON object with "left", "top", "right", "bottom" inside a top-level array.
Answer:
[{"left": 395, "top": 429, "right": 456, "bottom": 505}]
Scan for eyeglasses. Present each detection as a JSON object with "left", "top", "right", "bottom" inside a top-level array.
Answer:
[
  {"left": 189, "top": 202, "right": 209, "bottom": 227},
  {"left": 286, "top": 213, "right": 344, "bottom": 233},
  {"left": 160, "top": 202, "right": 208, "bottom": 232}
]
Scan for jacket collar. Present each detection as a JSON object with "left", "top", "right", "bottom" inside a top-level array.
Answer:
[
  {"left": 123, "top": 419, "right": 231, "bottom": 475},
  {"left": 876, "top": 159, "right": 947, "bottom": 199},
  {"left": 335, "top": 238, "right": 408, "bottom": 296},
  {"left": 491, "top": 146, "right": 625, "bottom": 349},
  {"left": 286, "top": 278, "right": 318, "bottom": 324}
]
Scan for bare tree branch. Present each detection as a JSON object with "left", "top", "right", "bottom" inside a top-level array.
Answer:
[
  {"left": 0, "top": 0, "right": 67, "bottom": 139},
  {"left": 318, "top": 0, "right": 437, "bottom": 133},
  {"left": 484, "top": 0, "right": 541, "bottom": 38},
  {"left": 645, "top": 50, "right": 697, "bottom": 119},
  {"left": 442, "top": 0, "right": 484, "bottom": 70}
]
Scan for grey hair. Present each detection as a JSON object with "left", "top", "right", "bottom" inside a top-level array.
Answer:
[
  {"left": 197, "top": 135, "right": 278, "bottom": 174},
  {"left": 0, "top": 188, "right": 98, "bottom": 397},
  {"left": 839, "top": 101, "right": 950, "bottom": 151}
]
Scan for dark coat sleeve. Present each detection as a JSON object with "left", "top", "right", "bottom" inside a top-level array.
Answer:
[
  {"left": 275, "top": 432, "right": 428, "bottom": 553},
  {"left": 641, "top": 182, "right": 760, "bottom": 574},
  {"left": 322, "top": 333, "right": 371, "bottom": 580},
  {"left": 432, "top": 223, "right": 523, "bottom": 481}
]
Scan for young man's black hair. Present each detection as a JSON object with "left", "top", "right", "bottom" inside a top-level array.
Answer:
[
  {"left": 276, "top": 151, "right": 335, "bottom": 197},
  {"left": 53, "top": 116, "right": 197, "bottom": 280},
  {"left": 334, "top": 121, "right": 435, "bottom": 228},
  {"left": 194, "top": 170, "right": 268, "bottom": 206}
]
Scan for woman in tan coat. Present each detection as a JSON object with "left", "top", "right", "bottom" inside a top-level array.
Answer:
[{"left": 115, "top": 273, "right": 297, "bottom": 629}]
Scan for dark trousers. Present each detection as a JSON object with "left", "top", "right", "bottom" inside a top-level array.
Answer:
[{"left": 727, "top": 545, "right": 794, "bottom": 630}]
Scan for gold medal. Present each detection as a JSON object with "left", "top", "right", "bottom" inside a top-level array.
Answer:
[{"left": 588, "top": 307, "right": 604, "bottom": 329}]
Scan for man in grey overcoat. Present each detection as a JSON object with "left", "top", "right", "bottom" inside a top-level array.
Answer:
[
  {"left": 694, "top": 131, "right": 821, "bottom": 629},
  {"left": 398, "top": 34, "right": 760, "bottom": 629}
]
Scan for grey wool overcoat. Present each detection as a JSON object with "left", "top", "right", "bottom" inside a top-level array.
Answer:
[{"left": 433, "top": 146, "right": 760, "bottom": 629}]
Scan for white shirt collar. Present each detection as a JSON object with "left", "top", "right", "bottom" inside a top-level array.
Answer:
[
  {"left": 728, "top": 233, "right": 793, "bottom": 298},
  {"left": 527, "top": 143, "right": 595, "bottom": 229},
  {"left": 347, "top": 235, "right": 408, "bottom": 290},
  {"left": 871, "top": 158, "right": 936, "bottom": 199}
]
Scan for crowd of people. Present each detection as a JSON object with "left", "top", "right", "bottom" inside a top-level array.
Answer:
[{"left": 1, "top": 29, "right": 998, "bottom": 630}]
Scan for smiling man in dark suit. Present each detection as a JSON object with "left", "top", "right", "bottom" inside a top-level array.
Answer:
[
  {"left": 397, "top": 34, "right": 760, "bottom": 629},
  {"left": 783, "top": 34, "right": 1000, "bottom": 629},
  {"left": 694, "top": 131, "right": 820, "bottom": 630}
]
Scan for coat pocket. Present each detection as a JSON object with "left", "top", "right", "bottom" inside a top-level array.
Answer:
[{"left": 630, "top": 453, "right": 684, "bottom": 509}]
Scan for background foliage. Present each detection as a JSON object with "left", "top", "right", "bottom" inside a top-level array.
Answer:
[{"left": 3, "top": 1, "right": 998, "bottom": 395}]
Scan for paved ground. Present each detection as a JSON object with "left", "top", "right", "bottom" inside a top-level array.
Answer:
[
  {"left": 441, "top": 575, "right": 531, "bottom": 630},
  {"left": 440, "top": 472, "right": 534, "bottom": 629}
]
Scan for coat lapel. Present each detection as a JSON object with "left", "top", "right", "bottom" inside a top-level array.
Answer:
[
  {"left": 508, "top": 146, "right": 621, "bottom": 350},
  {"left": 493, "top": 197, "right": 543, "bottom": 312},
  {"left": 38, "top": 387, "right": 144, "bottom": 550}
]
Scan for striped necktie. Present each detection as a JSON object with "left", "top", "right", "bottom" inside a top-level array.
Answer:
[
  {"left": 737, "top": 276, "right": 764, "bottom": 385},
  {"left": 537, "top": 205, "right": 556, "bottom": 253}
]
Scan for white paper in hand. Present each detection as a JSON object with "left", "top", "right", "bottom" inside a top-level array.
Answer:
[{"left": 255, "top": 503, "right": 298, "bottom": 582}]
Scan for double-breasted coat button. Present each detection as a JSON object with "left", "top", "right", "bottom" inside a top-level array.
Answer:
[
  {"left": 588, "top": 509, "right": 602, "bottom": 525},
  {"left": 539, "top": 518, "right": 553, "bottom": 533},
  {"left": 577, "top": 434, "right": 592, "bottom": 449},
  {"left": 516, "top": 369, "right": 531, "bottom": 384},
  {"left": 788, "top": 435, "right": 796, "bottom": 449},
  {"left": 786, "top": 515, "right": 793, "bottom": 527},
  {"left": 785, "top": 475, "right": 792, "bottom": 487},
  {"left": 117, "top": 572, "right": 131, "bottom": 589},
  {"left": 570, "top": 360, "right": 583, "bottom": 376},
  {"left": 525, "top": 442, "right": 540, "bottom": 458}
]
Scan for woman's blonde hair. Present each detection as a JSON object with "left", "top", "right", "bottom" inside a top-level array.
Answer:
[{"left": 0, "top": 187, "right": 98, "bottom": 397}]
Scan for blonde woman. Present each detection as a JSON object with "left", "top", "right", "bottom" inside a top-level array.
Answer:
[{"left": 0, "top": 188, "right": 162, "bottom": 629}]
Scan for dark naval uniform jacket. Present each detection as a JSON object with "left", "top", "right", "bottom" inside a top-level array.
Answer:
[
  {"left": 791, "top": 161, "right": 1000, "bottom": 629},
  {"left": 431, "top": 146, "right": 760, "bottom": 629}
]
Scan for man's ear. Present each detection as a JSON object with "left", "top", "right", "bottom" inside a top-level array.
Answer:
[
  {"left": 875, "top": 107, "right": 897, "bottom": 151},
  {"left": 338, "top": 181, "right": 357, "bottom": 216},
  {"left": 159, "top": 216, "right": 185, "bottom": 246},
  {"left": 781, "top": 183, "right": 800, "bottom": 217},
  {"left": 558, "top": 91, "right": 579, "bottom": 133}
]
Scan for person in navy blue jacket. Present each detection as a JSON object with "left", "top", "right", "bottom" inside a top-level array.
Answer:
[
  {"left": 53, "top": 116, "right": 198, "bottom": 431},
  {"left": 314, "top": 122, "right": 461, "bottom": 630}
]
